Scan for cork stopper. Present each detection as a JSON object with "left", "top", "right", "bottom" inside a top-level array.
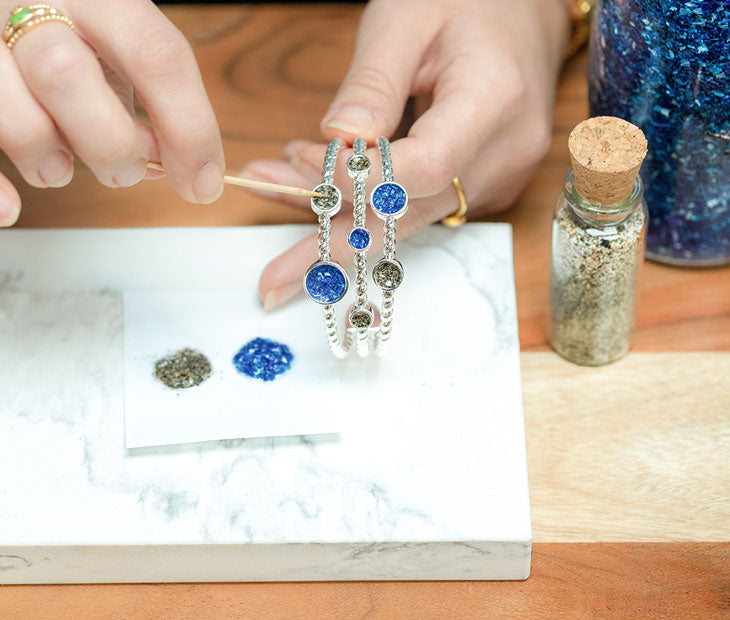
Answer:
[{"left": 568, "top": 116, "right": 647, "bottom": 205}]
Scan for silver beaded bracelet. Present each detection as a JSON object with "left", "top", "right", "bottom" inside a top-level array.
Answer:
[
  {"left": 304, "top": 137, "right": 407, "bottom": 359},
  {"left": 303, "top": 138, "right": 354, "bottom": 359},
  {"left": 345, "top": 137, "right": 375, "bottom": 357},
  {"left": 370, "top": 136, "right": 407, "bottom": 356}
]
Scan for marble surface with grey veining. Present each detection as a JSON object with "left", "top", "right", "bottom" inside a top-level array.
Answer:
[{"left": 0, "top": 224, "right": 530, "bottom": 581}]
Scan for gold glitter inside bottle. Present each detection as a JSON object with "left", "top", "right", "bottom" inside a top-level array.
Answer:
[{"left": 549, "top": 116, "right": 648, "bottom": 366}]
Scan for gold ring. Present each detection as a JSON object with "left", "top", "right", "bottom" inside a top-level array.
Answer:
[
  {"left": 3, "top": 5, "right": 75, "bottom": 51},
  {"left": 441, "top": 177, "right": 468, "bottom": 227}
]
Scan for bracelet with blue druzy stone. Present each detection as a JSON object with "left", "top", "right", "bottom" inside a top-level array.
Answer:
[
  {"left": 345, "top": 137, "right": 376, "bottom": 355},
  {"left": 303, "top": 139, "right": 354, "bottom": 358},
  {"left": 370, "top": 136, "right": 407, "bottom": 356},
  {"left": 304, "top": 137, "right": 407, "bottom": 358}
]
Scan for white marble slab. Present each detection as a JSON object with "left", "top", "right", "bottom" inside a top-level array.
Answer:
[{"left": 0, "top": 224, "right": 530, "bottom": 583}]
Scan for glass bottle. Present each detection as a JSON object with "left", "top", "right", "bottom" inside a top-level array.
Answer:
[
  {"left": 549, "top": 172, "right": 647, "bottom": 366},
  {"left": 588, "top": 0, "right": 730, "bottom": 266}
]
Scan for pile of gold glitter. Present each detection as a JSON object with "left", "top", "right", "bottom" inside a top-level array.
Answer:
[{"left": 154, "top": 348, "right": 212, "bottom": 389}]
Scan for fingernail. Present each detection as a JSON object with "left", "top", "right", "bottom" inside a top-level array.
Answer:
[
  {"left": 289, "top": 153, "right": 303, "bottom": 172},
  {"left": 323, "top": 106, "right": 375, "bottom": 135},
  {"left": 262, "top": 281, "right": 302, "bottom": 312},
  {"left": 0, "top": 200, "right": 20, "bottom": 227},
  {"left": 38, "top": 150, "right": 73, "bottom": 187},
  {"left": 113, "top": 158, "right": 147, "bottom": 188},
  {"left": 239, "top": 166, "right": 275, "bottom": 182},
  {"left": 282, "top": 139, "right": 314, "bottom": 160},
  {"left": 143, "top": 168, "right": 166, "bottom": 181},
  {"left": 194, "top": 160, "right": 224, "bottom": 203}
]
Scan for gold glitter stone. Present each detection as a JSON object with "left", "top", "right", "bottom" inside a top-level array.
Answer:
[
  {"left": 373, "top": 260, "right": 403, "bottom": 290},
  {"left": 312, "top": 184, "right": 339, "bottom": 212},
  {"left": 349, "top": 309, "right": 373, "bottom": 328},
  {"left": 347, "top": 155, "right": 370, "bottom": 172}
]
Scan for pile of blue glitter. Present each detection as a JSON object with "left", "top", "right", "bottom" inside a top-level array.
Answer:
[
  {"left": 232, "top": 337, "right": 294, "bottom": 382},
  {"left": 589, "top": 0, "right": 730, "bottom": 264}
]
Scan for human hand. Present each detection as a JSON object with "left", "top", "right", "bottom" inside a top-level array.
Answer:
[
  {"left": 0, "top": 0, "right": 224, "bottom": 227},
  {"left": 244, "top": 0, "right": 571, "bottom": 310}
]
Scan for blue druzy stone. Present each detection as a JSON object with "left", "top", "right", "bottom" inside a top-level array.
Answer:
[
  {"left": 304, "top": 262, "right": 348, "bottom": 304},
  {"left": 232, "top": 337, "right": 294, "bottom": 382},
  {"left": 371, "top": 182, "right": 407, "bottom": 216},
  {"left": 348, "top": 227, "right": 371, "bottom": 250}
]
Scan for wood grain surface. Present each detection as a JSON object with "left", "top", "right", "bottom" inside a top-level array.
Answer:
[
  {"left": 0, "top": 4, "right": 728, "bottom": 617},
  {"left": 525, "top": 353, "right": 730, "bottom": 543},
  {"left": 1, "top": 544, "right": 727, "bottom": 619}
]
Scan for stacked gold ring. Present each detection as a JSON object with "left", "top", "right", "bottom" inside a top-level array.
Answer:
[
  {"left": 441, "top": 177, "right": 469, "bottom": 227},
  {"left": 3, "top": 5, "right": 75, "bottom": 50}
]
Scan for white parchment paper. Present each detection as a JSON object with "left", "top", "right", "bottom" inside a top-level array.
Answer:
[{"left": 124, "top": 290, "right": 342, "bottom": 447}]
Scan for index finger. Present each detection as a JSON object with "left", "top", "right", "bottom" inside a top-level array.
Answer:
[
  {"left": 280, "top": 55, "right": 522, "bottom": 201},
  {"left": 67, "top": 0, "right": 225, "bottom": 203}
]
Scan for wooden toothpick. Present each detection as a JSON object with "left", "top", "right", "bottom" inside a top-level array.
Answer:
[{"left": 146, "top": 162, "right": 324, "bottom": 198}]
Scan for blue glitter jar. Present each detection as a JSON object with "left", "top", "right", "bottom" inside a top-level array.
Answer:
[{"left": 588, "top": 0, "right": 730, "bottom": 266}]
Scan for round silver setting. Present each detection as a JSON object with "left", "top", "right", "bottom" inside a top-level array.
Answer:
[
  {"left": 346, "top": 303, "right": 380, "bottom": 331},
  {"left": 372, "top": 257, "right": 404, "bottom": 291},
  {"left": 346, "top": 153, "right": 371, "bottom": 179},
  {"left": 348, "top": 305, "right": 374, "bottom": 330},
  {"left": 310, "top": 183, "right": 342, "bottom": 216},
  {"left": 347, "top": 226, "right": 372, "bottom": 252},
  {"left": 303, "top": 260, "right": 350, "bottom": 305},
  {"left": 369, "top": 181, "right": 409, "bottom": 220}
]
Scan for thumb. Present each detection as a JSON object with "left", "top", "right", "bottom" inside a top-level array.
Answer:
[{"left": 321, "top": 1, "right": 440, "bottom": 142}]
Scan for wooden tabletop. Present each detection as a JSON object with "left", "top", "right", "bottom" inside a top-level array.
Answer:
[{"left": 1, "top": 5, "right": 728, "bottom": 618}]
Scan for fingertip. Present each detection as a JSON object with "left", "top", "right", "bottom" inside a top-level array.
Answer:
[
  {"left": 143, "top": 169, "right": 167, "bottom": 181},
  {"left": 38, "top": 150, "right": 74, "bottom": 188},
  {"left": 260, "top": 281, "right": 302, "bottom": 312},
  {"left": 258, "top": 263, "right": 302, "bottom": 312},
  {"left": 239, "top": 161, "right": 284, "bottom": 181},
  {"left": 320, "top": 126, "right": 358, "bottom": 146},
  {"left": 240, "top": 159, "right": 320, "bottom": 205},
  {"left": 291, "top": 150, "right": 326, "bottom": 181},
  {"left": 321, "top": 105, "right": 378, "bottom": 143},
  {"left": 282, "top": 139, "right": 316, "bottom": 160},
  {"left": 111, "top": 158, "right": 148, "bottom": 188},
  {"left": 193, "top": 160, "right": 224, "bottom": 204},
  {"left": 135, "top": 119, "right": 162, "bottom": 164},
  {"left": 0, "top": 184, "right": 21, "bottom": 228},
  {"left": 258, "top": 234, "right": 315, "bottom": 310}
]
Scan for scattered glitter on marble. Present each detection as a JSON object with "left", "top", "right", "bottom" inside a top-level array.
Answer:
[
  {"left": 372, "top": 259, "right": 403, "bottom": 290},
  {"left": 304, "top": 261, "right": 348, "bottom": 304},
  {"left": 348, "top": 227, "right": 371, "bottom": 251},
  {"left": 154, "top": 348, "right": 212, "bottom": 389},
  {"left": 232, "top": 337, "right": 294, "bottom": 382},
  {"left": 371, "top": 182, "right": 408, "bottom": 217},
  {"left": 589, "top": 0, "right": 730, "bottom": 264}
]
